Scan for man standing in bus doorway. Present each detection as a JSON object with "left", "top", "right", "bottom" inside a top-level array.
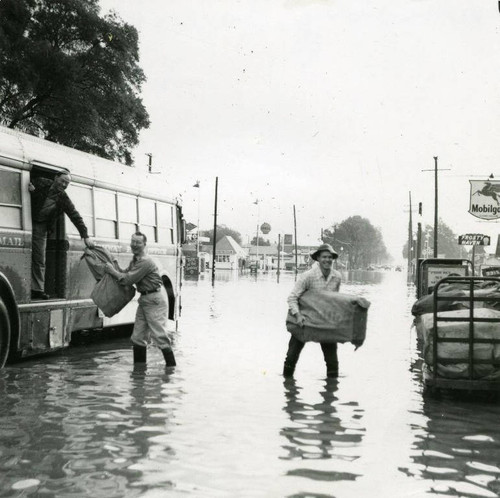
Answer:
[
  {"left": 283, "top": 243, "right": 342, "bottom": 378},
  {"left": 104, "top": 232, "right": 176, "bottom": 367},
  {"left": 29, "top": 170, "right": 94, "bottom": 300}
]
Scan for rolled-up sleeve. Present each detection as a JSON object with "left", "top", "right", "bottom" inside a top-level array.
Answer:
[
  {"left": 287, "top": 274, "right": 309, "bottom": 315},
  {"left": 117, "top": 259, "right": 153, "bottom": 286}
]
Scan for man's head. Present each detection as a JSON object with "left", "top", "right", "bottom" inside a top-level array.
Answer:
[
  {"left": 310, "top": 243, "right": 338, "bottom": 272},
  {"left": 130, "top": 232, "right": 147, "bottom": 256},
  {"left": 53, "top": 171, "right": 71, "bottom": 192}
]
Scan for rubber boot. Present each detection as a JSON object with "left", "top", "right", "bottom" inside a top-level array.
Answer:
[
  {"left": 326, "top": 368, "right": 339, "bottom": 378},
  {"left": 162, "top": 348, "right": 176, "bottom": 367},
  {"left": 133, "top": 345, "right": 147, "bottom": 364},
  {"left": 283, "top": 363, "right": 295, "bottom": 378}
]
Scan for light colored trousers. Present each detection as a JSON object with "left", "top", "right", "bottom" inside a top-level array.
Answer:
[
  {"left": 131, "top": 290, "right": 172, "bottom": 350},
  {"left": 32, "top": 222, "right": 48, "bottom": 292}
]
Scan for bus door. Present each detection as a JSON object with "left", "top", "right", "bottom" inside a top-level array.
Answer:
[{"left": 30, "top": 167, "right": 68, "bottom": 300}]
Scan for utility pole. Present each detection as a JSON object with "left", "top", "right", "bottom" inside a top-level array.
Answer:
[
  {"left": 193, "top": 180, "right": 201, "bottom": 260},
  {"left": 433, "top": 156, "right": 438, "bottom": 257},
  {"left": 254, "top": 199, "right": 260, "bottom": 271},
  {"left": 293, "top": 205, "right": 298, "bottom": 280},
  {"left": 407, "top": 192, "right": 413, "bottom": 279},
  {"left": 416, "top": 201, "right": 422, "bottom": 265},
  {"left": 277, "top": 233, "right": 281, "bottom": 283},
  {"left": 211, "top": 177, "right": 218, "bottom": 287},
  {"left": 422, "top": 157, "right": 450, "bottom": 258}
]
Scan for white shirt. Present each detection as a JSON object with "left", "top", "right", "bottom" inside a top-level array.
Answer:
[{"left": 287, "top": 263, "right": 342, "bottom": 315}]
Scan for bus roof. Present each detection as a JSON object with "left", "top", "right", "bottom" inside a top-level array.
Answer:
[{"left": 0, "top": 125, "right": 177, "bottom": 204}]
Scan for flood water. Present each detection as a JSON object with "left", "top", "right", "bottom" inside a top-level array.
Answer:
[{"left": 1, "top": 270, "right": 500, "bottom": 498}]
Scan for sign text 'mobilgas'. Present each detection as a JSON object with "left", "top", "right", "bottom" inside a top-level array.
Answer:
[{"left": 470, "top": 204, "right": 500, "bottom": 216}]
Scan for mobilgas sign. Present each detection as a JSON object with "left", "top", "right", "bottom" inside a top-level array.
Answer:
[
  {"left": 458, "top": 233, "right": 491, "bottom": 246},
  {"left": 469, "top": 180, "right": 500, "bottom": 220}
]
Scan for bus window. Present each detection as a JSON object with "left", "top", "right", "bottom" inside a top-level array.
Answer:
[
  {"left": 95, "top": 189, "right": 117, "bottom": 239},
  {"left": 118, "top": 194, "right": 138, "bottom": 240},
  {"left": 139, "top": 198, "right": 157, "bottom": 243},
  {"left": 157, "top": 202, "right": 174, "bottom": 244},
  {"left": 65, "top": 184, "right": 94, "bottom": 236},
  {"left": 0, "top": 167, "right": 22, "bottom": 229}
]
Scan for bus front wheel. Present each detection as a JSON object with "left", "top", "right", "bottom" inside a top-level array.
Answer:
[{"left": 0, "top": 298, "right": 11, "bottom": 368}]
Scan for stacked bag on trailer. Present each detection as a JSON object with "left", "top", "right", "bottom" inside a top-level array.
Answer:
[
  {"left": 418, "top": 308, "right": 500, "bottom": 380},
  {"left": 83, "top": 246, "right": 135, "bottom": 318}
]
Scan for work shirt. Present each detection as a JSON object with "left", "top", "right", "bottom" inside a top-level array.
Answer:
[
  {"left": 118, "top": 255, "right": 162, "bottom": 293},
  {"left": 287, "top": 263, "right": 342, "bottom": 316},
  {"left": 37, "top": 189, "right": 58, "bottom": 222},
  {"left": 31, "top": 177, "right": 89, "bottom": 238}
]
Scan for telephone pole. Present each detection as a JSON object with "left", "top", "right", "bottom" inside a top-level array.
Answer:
[
  {"left": 422, "top": 156, "right": 450, "bottom": 258},
  {"left": 407, "top": 191, "right": 412, "bottom": 279}
]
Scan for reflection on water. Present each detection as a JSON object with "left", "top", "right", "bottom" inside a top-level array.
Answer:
[
  {"left": 0, "top": 345, "right": 182, "bottom": 497},
  {"left": 281, "top": 377, "right": 364, "bottom": 477},
  {"left": 402, "top": 376, "right": 500, "bottom": 497},
  {"left": 1, "top": 269, "right": 500, "bottom": 497}
]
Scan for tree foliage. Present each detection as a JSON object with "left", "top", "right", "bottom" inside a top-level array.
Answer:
[
  {"left": 402, "top": 219, "right": 461, "bottom": 259},
  {"left": 201, "top": 225, "right": 243, "bottom": 246},
  {"left": 322, "top": 216, "right": 390, "bottom": 269},
  {"left": 0, "top": 0, "right": 149, "bottom": 164},
  {"left": 251, "top": 236, "right": 270, "bottom": 246}
]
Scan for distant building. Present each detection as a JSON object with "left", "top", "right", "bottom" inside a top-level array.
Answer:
[
  {"left": 202, "top": 235, "right": 247, "bottom": 270},
  {"left": 244, "top": 244, "right": 315, "bottom": 271}
]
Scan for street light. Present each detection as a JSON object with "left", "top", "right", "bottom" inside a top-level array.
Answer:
[{"left": 254, "top": 199, "right": 261, "bottom": 269}]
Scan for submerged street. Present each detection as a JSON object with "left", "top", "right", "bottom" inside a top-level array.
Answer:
[{"left": 1, "top": 270, "right": 500, "bottom": 498}]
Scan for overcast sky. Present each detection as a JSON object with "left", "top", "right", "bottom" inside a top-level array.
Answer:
[{"left": 100, "top": 0, "right": 500, "bottom": 259}]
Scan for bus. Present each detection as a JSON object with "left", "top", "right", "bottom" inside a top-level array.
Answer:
[{"left": 0, "top": 125, "right": 186, "bottom": 367}]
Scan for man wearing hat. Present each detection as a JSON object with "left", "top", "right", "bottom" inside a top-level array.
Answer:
[{"left": 284, "top": 243, "right": 342, "bottom": 378}]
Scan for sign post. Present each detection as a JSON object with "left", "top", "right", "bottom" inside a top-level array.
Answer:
[{"left": 458, "top": 233, "right": 491, "bottom": 276}]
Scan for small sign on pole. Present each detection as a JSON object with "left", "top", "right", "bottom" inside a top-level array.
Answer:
[{"left": 458, "top": 233, "right": 491, "bottom": 246}]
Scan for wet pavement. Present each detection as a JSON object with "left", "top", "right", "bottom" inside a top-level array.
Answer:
[{"left": 1, "top": 270, "right": 500, "bottom": 497}]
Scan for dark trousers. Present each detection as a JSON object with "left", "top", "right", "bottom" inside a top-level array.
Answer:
[{"left": 284, "top": 336, "right": 338, "bottom": 375}]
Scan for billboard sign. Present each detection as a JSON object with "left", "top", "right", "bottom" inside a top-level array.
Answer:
[
  {"left": 284, "top": 234, "right": 293, "bottom": 245},
  {"left": 469, "top": 180, "right": 500, "bottom": 220}
]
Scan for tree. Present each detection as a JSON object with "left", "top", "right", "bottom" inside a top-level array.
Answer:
[
  {"left": 251, "top": 236, "right": 270, "bottom": 246},
  {"left": 402, "top": 219, "right": 461, "bottom": 259},
  {"left": 0, "top": 0, "right": 149, "bottom": 165},
  {"left": 201, "top": 225, "right": 242, "bottom": 246},
  {"left": 322, "top": 216, "right": 390, "bottom": 269}
]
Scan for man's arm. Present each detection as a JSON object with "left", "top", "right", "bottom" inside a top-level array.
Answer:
[
  {"left": 105, "top": 259, "right": 153, "bottom": 286},
  {"left": 287, "top": 274, "right": 309, "bottom": 326},
  {"left": 61, "top": 193, "right": 93, "bottom": 246}
]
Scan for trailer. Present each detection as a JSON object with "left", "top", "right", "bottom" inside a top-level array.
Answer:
[{"left": 422, "top": 276, "right": 500, "bottom": 393}]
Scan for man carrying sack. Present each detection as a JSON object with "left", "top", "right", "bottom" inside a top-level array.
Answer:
[
  {"left": 104, "top": 232, "right": 176, "bottom": 367},
  {"left": 284, "top": 243, "right": 368, "bottom": 378}
]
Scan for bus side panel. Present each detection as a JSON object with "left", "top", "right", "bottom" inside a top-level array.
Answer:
[
  {"left": 66, "top": 238, "right": 96, "bottom": 300},
  {"left": 67, "top": 306, "right": 103, "bottom": 333},
  {"left": 0, "top": 234, "right": 31, "bottom": 304},
  {"left": 19, "top": 308, "right": 69, "bottom": 355}
]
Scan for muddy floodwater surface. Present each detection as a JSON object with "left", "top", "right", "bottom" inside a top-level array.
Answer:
[{"left": 1, "top": 270, "right": 500, "bottom": 498}]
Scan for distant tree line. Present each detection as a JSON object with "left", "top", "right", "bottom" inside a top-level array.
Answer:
[
  {"left": 201, "top": 225, "right": 243, "bottom": 246},
  {"left": 322, "top": 215, "right": 390, "bottom": 269},
  {"left": 401, "top": 219, "right": 475, "bottom": 260}
]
